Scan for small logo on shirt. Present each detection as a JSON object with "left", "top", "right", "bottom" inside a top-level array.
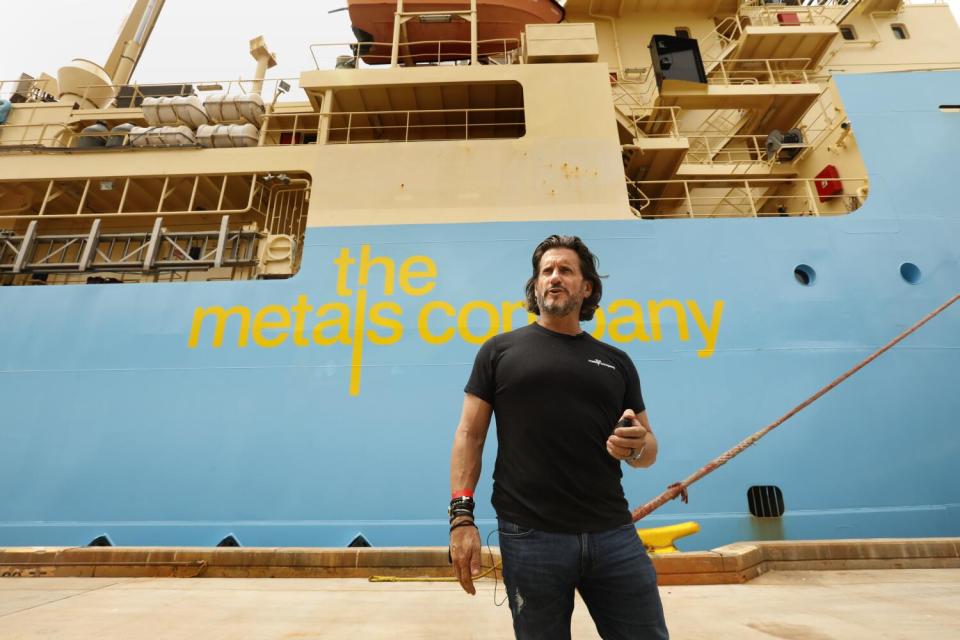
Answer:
[{"left": 588, "top": 358, "right": 616, "bottom": 371}]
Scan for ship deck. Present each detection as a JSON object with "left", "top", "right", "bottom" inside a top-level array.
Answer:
[{"left": 1, "top": 569, "right": 958, "bottom": 639}]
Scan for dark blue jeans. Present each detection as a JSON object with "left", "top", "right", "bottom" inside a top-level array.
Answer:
[{"left": 498, "top": 518, "right": 669, "bottom": 640}]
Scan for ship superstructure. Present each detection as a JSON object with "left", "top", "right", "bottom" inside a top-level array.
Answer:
[{"left": 0, "top": 0, "right": 957, "bottom": 549}]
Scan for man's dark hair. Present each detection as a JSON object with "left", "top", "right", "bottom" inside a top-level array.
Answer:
[{"left": 525, "top": 235, "right": 604, "bottom": 321}]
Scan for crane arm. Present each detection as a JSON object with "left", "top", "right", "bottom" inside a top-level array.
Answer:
[{"left": 103, "top": 0, "right": 166, "bottom": 85}]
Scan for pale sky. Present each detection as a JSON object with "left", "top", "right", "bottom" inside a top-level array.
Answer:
[
  {"left": 2, "top": 1, "right": 354, "bottom": 88},
  {"left": 3, "top": 0, "right": 959, "bottom": 88}
]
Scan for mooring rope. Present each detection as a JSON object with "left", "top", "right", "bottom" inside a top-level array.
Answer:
[{"left": 632, "top": 292, "right": 960, "bottom": 522}]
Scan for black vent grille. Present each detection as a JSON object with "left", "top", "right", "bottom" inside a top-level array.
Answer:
[{"left": 748, "top": 485, "right": 785, "bottom": 518}]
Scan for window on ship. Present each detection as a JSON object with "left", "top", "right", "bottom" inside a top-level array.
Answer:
[{"left": 891, "top": 24, "right": 909, "bottom": 40}]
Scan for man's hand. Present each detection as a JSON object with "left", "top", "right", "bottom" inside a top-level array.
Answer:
[
  {"left": 450, "top": 518, "right": 482, "bottom": 595},
  {"left": 606, "top": 409, "right": 648, "bottom": 461}
]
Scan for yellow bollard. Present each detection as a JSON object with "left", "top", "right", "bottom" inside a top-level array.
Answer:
[{"left": 636, "top": 521, "right": 700, "bottom": 554}]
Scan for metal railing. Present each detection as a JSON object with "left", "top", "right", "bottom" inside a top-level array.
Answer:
[
  {"left": 102, "top": 77, "right": 299, "bottom": 109},
  {"left": 329, "top": 107, "right": 525, "bottom": 143},
  {"left": 310, "top": 39, "right": 521, "bottom": 69},
  {"left": 683, "top": 134, "right": 775, "bottom": 165},
  {"left": 260, "top": 111, "right": 321, "bottom": 146},
  {"left": 613, "top": 57, "right": 825, "bottom": 114},
  {"left": 0, "top": 76, "right": 309, "bottom": 152},
  {"left": 684, "top": 87, "right": 839, "bottom": 166},
  {"left": 617, "top": 106, "right": 681, "bottom": 140},
  {"left": 3, "top": 104, "right": 527, "bottom": 152},
  {"left": 707, "top": 57, "right": 822, "bottom": 85},
  {"left": 0, "top": 174, "right": 256, "bottom": 220},
  {"left": 0, "top": 77, "right": 60, "bottom": 103},
  {"left": 627, "top": 176, "right": 867, "bottom": 218},
  {"left": 699, "top": 16, "right": 744, "bottom": 72},
  {"left": 3, "top": 76, "right": 302, "bottom": 109},
  {"left": 695, "top": 108, "right": 749, "bottom": 135},
  {"left": 263, "top": 106, "right": 525, "bottom": 145},
  {"left": 0, "top": 220, "right": 262, "bottom": 276},
  {"left": 738, "top": 0, "right": 862, "bottom": 26},
  {"left": 611, "top": 72, "right": 658, "bottom": 113},
  {"left": 0, "top": 175, "right": 310, "bottom": 281},
  {"left": 0, "top": 124, "right": 172, "bottom": 151},
  {"left": 0, "top": 173, "right": 309, "bottom": 231},
  {"left": 789, "top": 89, "right": 844, "bottom": 162},
  {"left": 0, "top": 122, "right": 73, "bottom": 149}
]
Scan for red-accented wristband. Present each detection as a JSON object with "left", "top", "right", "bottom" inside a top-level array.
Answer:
[{"left": 451, "top": 489, "right": 474, "bottom": 499}]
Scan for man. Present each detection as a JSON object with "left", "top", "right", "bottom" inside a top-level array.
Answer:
[{"left": 448, "top": 235, "right": 669, "bottom": 639}]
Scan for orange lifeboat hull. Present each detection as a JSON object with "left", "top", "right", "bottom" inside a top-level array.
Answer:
[{"left": 347, "top": 0, "right": 565, "bottom": 64}]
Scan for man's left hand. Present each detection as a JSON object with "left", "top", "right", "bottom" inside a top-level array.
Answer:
[{"left": 606, "top": 409, "right": 647, "bottom": 460}]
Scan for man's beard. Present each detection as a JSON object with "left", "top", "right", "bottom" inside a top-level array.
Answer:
[{"left": 537, "top": 288, "right": 583, "bottom": 317}]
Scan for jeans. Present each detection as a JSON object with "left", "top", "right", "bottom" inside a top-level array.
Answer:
[{"left": 497, "top": 518, "right": 669, "bottom": 640}]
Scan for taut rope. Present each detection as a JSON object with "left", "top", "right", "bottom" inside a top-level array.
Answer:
[{"left": 632, "top": 293, "right": 960, "bottom": 522}]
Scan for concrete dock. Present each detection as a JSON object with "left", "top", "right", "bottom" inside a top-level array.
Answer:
[
  {"left": 1, "top": 569, "right": 959, "bottom": 639},
  {"left": 1, "top": 539, "right": 958, "bottom": 638}
]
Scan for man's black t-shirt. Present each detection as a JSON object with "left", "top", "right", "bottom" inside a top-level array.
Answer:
[{"left": 465, "top": 322, "right": 645, "bottom": 533}]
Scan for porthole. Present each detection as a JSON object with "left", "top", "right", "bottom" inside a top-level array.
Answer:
[
  {"left": 900, "top": 262, "right": 922, "bottom": 284},
  {"left": 794, "top": 264, "right": 816, "bottom": 286}
]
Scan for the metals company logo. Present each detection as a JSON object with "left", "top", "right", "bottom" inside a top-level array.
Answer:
[
  {"left": 588, "top": 358, "right": 616, "bottom": 371},
  {"left": 187, "top": 245, "right": 725, "bottom": 396}
]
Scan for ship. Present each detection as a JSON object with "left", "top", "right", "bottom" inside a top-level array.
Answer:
[{"left": 0, "top": 0, "right": 957, "bottom": 553}]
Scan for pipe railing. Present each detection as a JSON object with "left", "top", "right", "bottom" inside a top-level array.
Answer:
[
  {"left": 3, "top": 76, "right": 303, "bottom": 109},
  {"left": 699, "top": 16, "right": 744, "bottom": 70},
  {"left": 627, "top": 176, "right": 868, "bottom": 218},
  {"left": 262, "top": 106, "right": 526, "bottom": 145},
  {"left": 0, "top": 77, "right": 60, "bottom": 103},
  {"left": 610, "top": 73, "right": 658, "bottom": 111},
  {"left": 738, "top": 0, "right": 861, "bottom": 26},
  {"left": 309, "top": 39, "right": 521, "bottom": 69},
  {"left": 0, "top": 124, "right": 190, "bottom": 151},
  {"left": 706, "top": 57, "right": 823, "bottom": 85},
  {"left": 0, "top": 174, "right": 265, "bottom": 221},
  {"left": 0, "top": 122, "right": 73, "bottom": 149},
  {"left": 617, "top": 106, "right": 682, "bottom": 140},
  {"left": 683, "top": 134, "right": 776, "bottom": 165}
]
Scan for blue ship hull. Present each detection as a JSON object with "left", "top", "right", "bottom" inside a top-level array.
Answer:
[{"left": 1, "top": 72, "right": 958, "bottom": 551}]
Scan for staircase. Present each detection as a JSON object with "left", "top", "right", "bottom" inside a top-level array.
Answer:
[
  {"left": 611, "top": 74, "right": 658, "bottom": 142},
  {"left": 700, "top": 16, "right": 743, "bottom": 74},
  {"left": 687, "top": 108, "right": 751, "bottom": 161}
]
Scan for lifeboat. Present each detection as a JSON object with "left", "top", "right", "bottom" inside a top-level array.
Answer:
[{"left": 347, "top": 0, "right": 565, "bottom": 64}]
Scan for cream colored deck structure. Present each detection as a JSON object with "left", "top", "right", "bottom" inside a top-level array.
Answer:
[{"left": 1, "top": 0, "right": 957, "bottom": 286}]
